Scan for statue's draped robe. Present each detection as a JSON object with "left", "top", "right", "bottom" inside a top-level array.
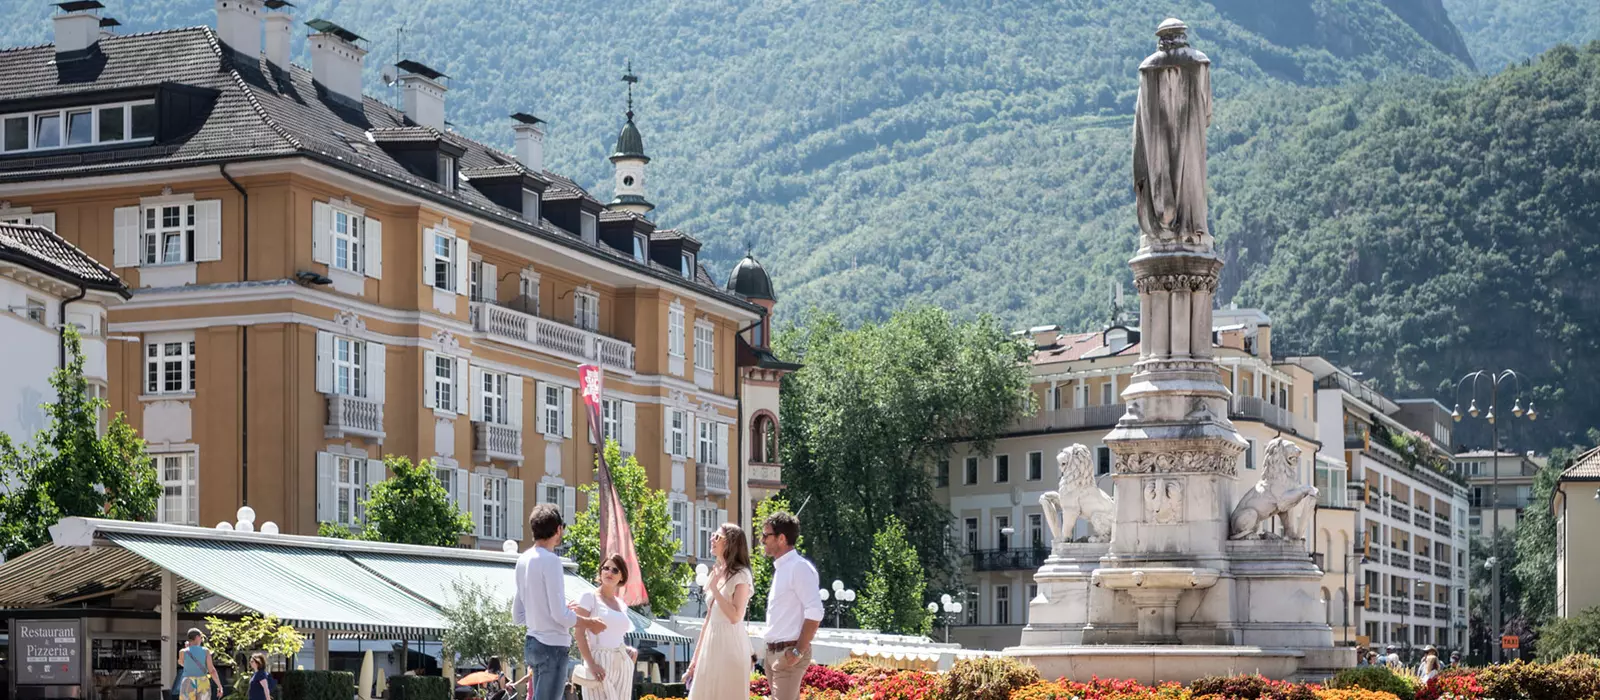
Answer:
[{"left": 1133, "top": 46, "right": 1212, "bottom": 243}]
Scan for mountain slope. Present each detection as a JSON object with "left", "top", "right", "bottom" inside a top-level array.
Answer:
[{"left": 1442, "top": 0, "right": 1600, "bottom": 69}]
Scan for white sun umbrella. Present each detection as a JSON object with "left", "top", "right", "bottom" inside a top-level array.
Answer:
[{"left": 358, "top": 650, "right": 374, "bottom": 700}]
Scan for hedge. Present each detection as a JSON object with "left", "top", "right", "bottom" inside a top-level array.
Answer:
[
  {"left": 282, "top": 670, "right": 355, "bottom": 700},
  {"left": 387, "top": 676, "right": 451, "bottom": 700}
]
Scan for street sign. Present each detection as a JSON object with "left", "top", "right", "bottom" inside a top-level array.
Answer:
[
  {"left": 1502, "top": 635, "right": 1520, "bottom": 650},
  {"left": 14, "top": 619, "right": 82, "bottom": 685}
]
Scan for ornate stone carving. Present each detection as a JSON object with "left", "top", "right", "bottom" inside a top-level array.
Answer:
[
  {"left": 334, "top": 310, "right": 366, "bottom": 334},
  {"left": 1229, "top": 438, "right": 1319, "bottom": 540},
  {"left": 1122, "top": 400, "right": 1144, "bottom": 422},
  {"left": 1143, "top": 478, "right": 1183, "bottom": 524},
  {"left": 1132, "top": 274, "right": 1219, "bottom": 294},
  {"left": 1133, "top": 18, "right": 1212, "bottom": 248},
  {"left": 433, "top": 329, "right": 461, "bottom": 354},
  {"left": 1184, "top": 397, "right": 1218, "bottom": 422},
  {"left": 1115, "top": 449, "right": 1236, "bottom": 476},
  {"left": 1040, "top": 444, "right": 1115, "bottom": 543}
]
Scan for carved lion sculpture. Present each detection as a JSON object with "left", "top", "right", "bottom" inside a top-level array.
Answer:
[
  {"left": 1229, "top": 438, "right": 1319, "bottom": 540},
  {"left": 1041, "top": 444, "right": 1116, "bottom": 543}
]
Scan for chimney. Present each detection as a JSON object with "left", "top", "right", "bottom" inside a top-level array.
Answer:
[
  {"left": 98, "top": 16, "right": 120, "bottom": 40},
  {"left": 396, "top": 60, "right": 448, "bottom": 130},
  {"left": 215, "top": 0, "right": 264, "bottom": 57},
  {"left": 306, "top": 19, "right": 367, "bottom": 105},
  {"left": 511, "top": 113, "right": 546, "bottom": 172},
  {"left": 262, "top": 1, "right": 292, "bottom": 68},
  {"left": 52, "top": 1, "right": 104, "bottom": 55}
]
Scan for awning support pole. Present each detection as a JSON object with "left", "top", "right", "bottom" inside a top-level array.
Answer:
[
  {"left": 161, "top": 571, "right": 177, "bottom": 695},
  {"left": 314, "top": 631, "right": 330, "bottom": 671},
  {"left": 668, "top": 644, "right": 676, "bottom": 683}
]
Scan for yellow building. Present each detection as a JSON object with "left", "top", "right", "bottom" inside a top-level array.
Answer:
[
  {"left": 0, "top": 3, "right": 783, "bottom": 557},
  {"left": 1553, "top": 447, "right": 1600, "bottom": 618}
]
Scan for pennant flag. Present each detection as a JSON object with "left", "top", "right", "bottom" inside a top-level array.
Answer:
[{"left": 578, "top": 364, "right": 648, "bottom": 607}]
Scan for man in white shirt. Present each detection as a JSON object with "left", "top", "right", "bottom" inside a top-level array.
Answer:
[
  {"left": 760, "top": 511, "right": 824, "bottom": 700},
  {"left": 513, "top": 504, "right": 600, "bottom": 700}
]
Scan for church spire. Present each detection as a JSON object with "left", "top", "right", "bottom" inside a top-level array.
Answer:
[{"left": 609, "top": 58, "right": 653, "bottom": 215}]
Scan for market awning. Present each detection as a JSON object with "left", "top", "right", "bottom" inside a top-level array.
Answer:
[
  {"left": 347, "top": 552, "right": 690, "bottom": 645},
  {"left": 107, "top": 533, "right": 448, "bottom": 638}
]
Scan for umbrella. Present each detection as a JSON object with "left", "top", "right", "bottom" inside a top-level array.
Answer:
[
  {"left": 358, "top": 651, "right": 374, "bottom": 700},
  {"left": 457, "top": 672, "right": 500, "bottom": 687}
]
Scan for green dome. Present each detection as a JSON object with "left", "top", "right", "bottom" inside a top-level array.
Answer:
[
  {"left": 726, "top": 254, "right": 775, "bottom": 301},
  {"left": 611, "top": 116, "right": 649, "bottom": 162}
]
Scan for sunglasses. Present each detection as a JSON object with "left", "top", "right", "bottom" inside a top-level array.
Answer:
[
  {"left": 601, "top": 566, "right": 622, "bottom": 574},
  {"left": 760, "top": 531, "right": 777, "bottom": 540}
]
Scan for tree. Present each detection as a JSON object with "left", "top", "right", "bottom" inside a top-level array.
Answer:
[
  {"left": 856, "top": 515, "right": 932, "bottom": 635},
  {"left": 0, "top": 327, "right": 160, "bottom": 559},
  {"left": 359, "top": 456, "right": 473, "bottom": 546},
  {"left": 777, "top": 306, "right": 1035, "bottom": 591},
  {"left": 746, "top": 495, "right": 803, "bottom": 621},
  {"left": 203, "top": 614, "right": 304, "bottom": 700},
  {"left": 1514, "top": 449, "right": 1571, "bottom": 632},
  {"left": 439, "top": 579, "right": 525, "bottom": 670},
  {"left": 1468, "top": 531, "right": 1522, "bottom": 660},
  {"left": 1536, "top": 606, "right": 1600, "bottom": 662},
  {"left": 564, "top": 439, "right": 689, "bottom": 616}
]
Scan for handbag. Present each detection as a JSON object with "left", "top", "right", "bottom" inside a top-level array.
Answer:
[{"left": 569, "top": 661, "right": 602, "bottom": 689}]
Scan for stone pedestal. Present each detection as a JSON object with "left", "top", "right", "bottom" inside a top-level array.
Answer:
[{"left": 1019, "top": 543, "right": 1108, "bottom": 647}]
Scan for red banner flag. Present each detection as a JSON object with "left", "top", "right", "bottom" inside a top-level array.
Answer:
[{"left": 578, "top": 364, "right": 648, "bottom": 608}]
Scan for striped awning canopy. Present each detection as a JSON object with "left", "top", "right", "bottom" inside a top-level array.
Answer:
[{"left": 0, "top": 518, "right": 687, "bottom": 644}]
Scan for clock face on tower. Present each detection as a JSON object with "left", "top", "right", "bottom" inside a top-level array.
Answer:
[{"left": 623, "top": 175, "right": 635, "bottom": 187}]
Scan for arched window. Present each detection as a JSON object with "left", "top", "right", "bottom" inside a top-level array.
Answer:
[
  {"left": 1320, "top": 587, "right": 1332, "bottom": 625},
  {"left": 751, "top": 412, "right": 779, "bottom": 464}
]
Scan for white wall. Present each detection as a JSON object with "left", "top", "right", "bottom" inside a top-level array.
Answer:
[{"left": 0, "top": 275, "right": 112, "bottom": 445}]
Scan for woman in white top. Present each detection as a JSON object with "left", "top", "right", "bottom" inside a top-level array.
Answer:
[
  {"left": 574, "top": 553, "right": 638, "bottom": 700},
  {"left": 685, "top": 524, "right": 754, "bottom": 700}
]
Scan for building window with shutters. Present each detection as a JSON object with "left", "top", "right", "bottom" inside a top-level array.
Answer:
[
  {"left": 145, "top": 338, "right": 195, "bottom": 395},
  {"left": 574, "top": 289, "right": 600, "bottom": 332},
  {"left": 601, "top": 398, "right": 621, "bottom": 444},
  {"left": 482, "top": 475, "right": 507, "bottom": 541},
  {"left": 544, "top": 384, "right": 564, "bottom": 436},
  {"left": 430, "top": 229, "right": 460, "bottom": 292},
  {"left": 437, "top": 466, "right": 460, "bottom": 505},
  {"left": 156, "top": 453, "right": 197, "bottom": 526},
  {"left": 332, "top": 337, "right": 365, "bottom": 397},
  {"left": 698, "top": 419, "right": 721, "bottom": 466},
  {"left": 668, "top": 305, "right": 685, "bottom": 358},
  {"left": 331, "top": 208, "right": 364, "bottom": 274},
  {"left": 693, "top": 320, "right": 715, "bottom": 372},
  {"left": 335, "top": 454, "right": 368, "bottom": 527},
  {"left": 143, "top": 204, "right": 195, "bottom": 265},
  {"left": 671, "top": 500, "right": 691, "bottom": 557},
  {"left": 433, "top": 354, "right": 457, "bottom": 412},
  {"left": 469, "top": 259, "right": 484, "bottom": 302},
  {"left": 1027, "top": 451, "right": 1043, "bottom": 481},
  {"left": 669, "top": 409, "right": 687, "bottom": 457},
  {"left": 697, "top": 505, "right": 718, "bottom": 559},
  {"left": 481, "top": 371, "right": 508, "bottom": 425}
]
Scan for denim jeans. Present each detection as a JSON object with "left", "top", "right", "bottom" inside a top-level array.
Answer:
[{"left": 524, "top": 636, "right": 569, "bottom": 700}]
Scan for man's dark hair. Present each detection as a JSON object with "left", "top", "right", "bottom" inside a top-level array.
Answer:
[
  {"left": 529, "top": 503, "right": 563, "bottom": 541},
  {"left": 765, "top": 511, "right": 800, "bottom": 548},
  {"left": 185, "top": 628, "right": 203, "bottom": 641}
]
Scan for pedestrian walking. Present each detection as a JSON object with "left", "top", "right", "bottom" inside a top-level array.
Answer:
[
  {"left": 1418, "top": 645, "right": 1443, "bottom": 683},
  {"left": 247, "top": 653, "right": 276, "bottom": 700},
  {"left": 512, "top": 504, "right": 605, "bottom": 700},
  {"left": 684, "top": 525, "right": 754, "bottom": 700},
  {"left": 572, "top": 553, "right": 640, "bottom": 700},
  {"left": 759, "top": 513, "right": 824, "bottom": 700},
  {"left": 178, "top": 629, "right": 223, "bottom": 700}
]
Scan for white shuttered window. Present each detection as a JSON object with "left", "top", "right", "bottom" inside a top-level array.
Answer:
[{"left": 156, "top": 453, "right": 198, "bottom": 526}]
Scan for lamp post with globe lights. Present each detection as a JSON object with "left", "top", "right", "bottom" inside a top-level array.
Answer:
[
  {"left": 687, "top": 563, "right": 711, "bottom": 617},
  {"left": 926, "top": 594, "right": 963, "bottom": 643},
  {"left": 1453, "top": 369, "right": 1536, "bottom": 664},
  {"left": 820, "top": 580, "right": 855, "bottom": 628}
]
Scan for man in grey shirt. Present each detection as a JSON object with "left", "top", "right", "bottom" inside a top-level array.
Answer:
[{"left": 513, "top": 504, "right": 601, "bottom": 700}]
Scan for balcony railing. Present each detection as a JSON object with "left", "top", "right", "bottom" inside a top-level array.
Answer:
[
  {"left": 1392, "top": 600, "right": 1410, "bottom": 615},
  {"left": 1392, "top": 552, "right": 1411, "bottom": 569},
  {"left": 697, "top": 464, "right": 729, "bottom": 497},
  {"left": 473, "top": 422, "right": 523, "bottom": 463},
  {"left": 1435, "top": 607, "right": 1450, "bottom": 620},
  {"left": 749, "top": 463, "right": 783, "bottom": 487},
  {"left": 1013, "top": 403, "right": 1126, "bottom": 433},
  {"left": 1413, "top": 559, "right": 1431, "bottom": 575},
  {"left": 1233, "top": 396, "right": 1309, "bottom": 434},
  {"left": 1436, "top": 564, "right": 1452, "bottom": 578},
  {"left": 1390, "top": 504, "right": 1411, "bottom": 522},
  {"left": 1416, "top": 513, "right": 1433, "bottom": 530},
  {"left": 473, "top": 302, "right": 636, "bottom": 373},
  {"left": 326, "top": 393, "right": 384, "bottom": 440},
  {"left": 970, "top": 547, "right": 1050, "bottom": 572}
]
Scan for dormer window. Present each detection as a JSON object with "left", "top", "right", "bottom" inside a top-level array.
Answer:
[
  {"left": 680, "top": 252, "right": 695, "bottom": 279},
  {"left": 580, "top": 212, "right": 597, "bottom": 246},
  {"left": 437, "top": 153, "right": 456, "bottom": 190},
  {"left": 2, "top": 100, "right": 155, "bottom": 153},
  {"left": 632, "top": 234, "right": 648, "bottom": 263},
  {"left": 522, "top": 188, "right": 540, "bottom": 221}
]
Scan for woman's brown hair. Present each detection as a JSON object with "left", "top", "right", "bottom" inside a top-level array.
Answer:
[
  {"left": 250, "top": 653, "right": 267, "bottom": 671},
  {"left": 601, "top": 553, "right": 630, "bottom": 586},
  {"left": 716, "top": 523, "right": 751, "bottom": 576}
]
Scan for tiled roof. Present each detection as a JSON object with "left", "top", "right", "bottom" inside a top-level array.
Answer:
[
  {"left": 0, "top": 28, "right": 750, "bottom": 310},
  {"left": 0, "top": 223, "right": 129, "bottom": 296},
  {"left": 1561, "top": 447, "right": 1600, "bottom": 480},
  {"left": 1031, "top": 330, "right": 1139, "bottom": 365}
]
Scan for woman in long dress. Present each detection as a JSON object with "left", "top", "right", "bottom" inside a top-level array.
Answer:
[
  {"left": 573, "top": 553, "right": 639, "bottom": 700},
  {"left": 685, "top": 524, "right": 754, "bottom": 700}
]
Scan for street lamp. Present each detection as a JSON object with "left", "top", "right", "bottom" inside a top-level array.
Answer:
[
  {"left": 1453, "top": 369, "right": 1536, "bottom": 664},
  {"left": 687, "top": 563, "right": 711, "bottom": 617},
  {"left": 928, "top": 594, "right": 963, "bottom": 643},
  {"left": 820, "top": 580, "right": 856, "bottom": 627}
]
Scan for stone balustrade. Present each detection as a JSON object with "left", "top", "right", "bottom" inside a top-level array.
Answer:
[
  {"left": 474, "top": 301, "right": 636, "bottom": 373},
  {"left": 326, "top": 393, "right": 384, "bottom": 440}
]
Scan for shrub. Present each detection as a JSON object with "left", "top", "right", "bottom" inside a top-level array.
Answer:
[
  {"left": 751, "top": 673, "right": 771, "bottom": 697},
  {"left": 1189, "top": 674, "right": 1316, "bottom": 700},
  {"left": 1313, "top": 690, "right": 1401, "bottom": 700},
  {"left": 1412, "top": 668, "right": 1482, "bottom": 700},
  {"left": 1329, "top": 667, "right": 1416, "bottom": 700},
  {"left": 1010, "top": 680, "right": 1078, "bottom": 700},
  {"left": 941, "top": 657, "right": 1040, "bottom": 700},
  {"left": 1477, "top": 657, "right": 1600, "bottom": 700},
  {"left": 833, "top": 657, "right": 891, "bottom": 677},
  {"left": 859, "top": 670, "right": 943, "bottom": 700},
  {"left": 282, "top": 671, "right": 354, "bottom": 700},
  {"left": 635, "top": 682, "right": 688, "bottom": 699},
  {"left": 386, "top": 676, "right": 450, "bottom": 700},
  {"left": 802, "top": 664, "right": 859, "bottom": 692}
]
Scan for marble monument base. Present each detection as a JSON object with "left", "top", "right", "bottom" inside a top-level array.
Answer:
[
  {"left": 1018, "top": 543, "right": 1109, "bottom": 647},
  {"left": 1005, "top": 645, "right": 1305, "bottom": 685}
]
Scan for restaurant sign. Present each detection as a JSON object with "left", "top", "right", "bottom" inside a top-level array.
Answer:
[{"left": 14, "top": 619, "right": 82, "bottom": 685}]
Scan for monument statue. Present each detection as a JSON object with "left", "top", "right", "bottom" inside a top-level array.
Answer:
[
  {"left": 1040, "top": 444, "right": 1115, "bottom": 544},
  {"left": 1229, "top": 438, "right": 1319, "bottom": 540},
  {"left": 1132, "top": 18, "right": 1213, "bottom": 247}
]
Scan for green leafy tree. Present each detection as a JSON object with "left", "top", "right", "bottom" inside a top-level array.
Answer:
[
  {"left": 777, "top": 306, "right": 1035, "bottom": 589},
  {"left": 746, "top": 495, "right": 802, "bottom": 621},
  {"left": 1514, "top": 451, "right": 1568, "bottom": 632},
  {"left": 203, "top": 614, "right": 304, "bottom": 700},
  {"left": 564, "top": 439, "right": 689, "bottom": 616},
  {"left": 1535, "top": 606, "right": 1600, "bottom": 662},
  {"left": 316, "top": 522, "right": 356, "bottom": 540},
  {"left": 439, "top": 579, "right": 525, "bottom": 670},
  {"left": 359, "top": 456, "right": 473, "bottom": 546},
  {"left": 0, "top": 327, "right": 160, "bottom": 559},
  {"left": 856, "top": 515, "right": 932, "bottom": 635}
]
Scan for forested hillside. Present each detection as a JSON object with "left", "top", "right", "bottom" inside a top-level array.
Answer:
[
  {"left": 1443, "top": 0, "right": 1600, "bottom": 68},
  {"left": 2, "top": 1, "right": 1596, "bottom": 446}
]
